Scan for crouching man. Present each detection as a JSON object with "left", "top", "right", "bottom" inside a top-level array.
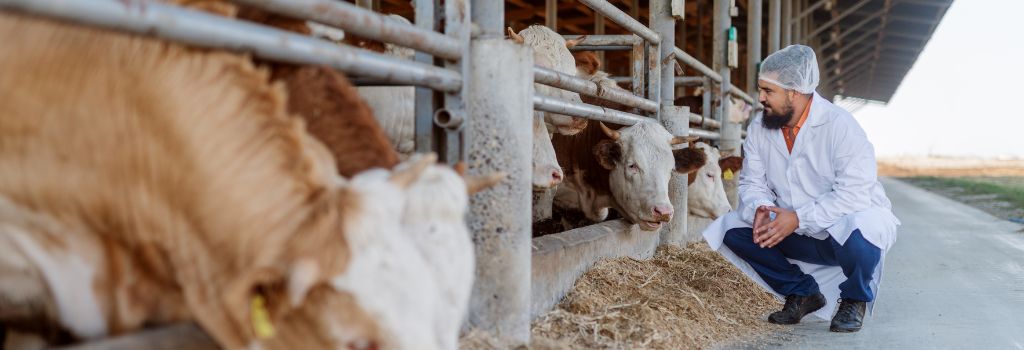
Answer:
[{"left": 702, "top": 45, "right": 900, "bottom": 333}]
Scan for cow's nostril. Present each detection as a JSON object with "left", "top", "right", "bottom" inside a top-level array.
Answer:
[{"left": 551, "top": 171, "right": 563, "bottom": 182}]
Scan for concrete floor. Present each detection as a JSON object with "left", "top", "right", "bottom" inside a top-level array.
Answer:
[{"left": 720, "top": 178, "right": 1024, "bottom": 350}]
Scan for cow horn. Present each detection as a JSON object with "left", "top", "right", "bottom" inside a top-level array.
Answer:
[
  {"left": 390, "top": 153, "right": 437, "bottom": 188},
  {"left": 466, "top": 172, "right": 506, "bottom": 194},
  {"left": 507, "top": 27, "right": 524, "bottom": 44},
  {"left": 565, "top": 35, "right": 587, "bottom": 48},
  {"left": 599, "top": 122, "right": 620, "bottom": 140},
  {"left": 670, "top": 135, "right": 699, "bottom": 145}
]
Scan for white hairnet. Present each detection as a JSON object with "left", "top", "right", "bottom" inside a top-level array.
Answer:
[{"left": 759, "top": 45, "right": 819, "bottom": 94}]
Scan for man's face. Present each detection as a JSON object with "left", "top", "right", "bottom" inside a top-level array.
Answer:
[{"left": 757, "top": 79, "right": 795, "bottom": 129}]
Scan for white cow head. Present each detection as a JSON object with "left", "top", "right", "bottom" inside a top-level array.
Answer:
[
  {"left": 687, "top": 142, "right": 737, "bottom": 219},
  {"left": 593, "top": 122, "right": 706, "bottom": 231},
  {"left": 728, "top": 96, "right": 753, "bottom": 124},
  {"left": 533, "top": 116, "right": 564, "bottom": 190},
  {"left": 508, "top": 25, "right": 589, "bottom": 136}
]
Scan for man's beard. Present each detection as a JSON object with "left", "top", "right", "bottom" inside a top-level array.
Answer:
[{"left": 762, "top": 102, "right": 794, "bottom": 129}]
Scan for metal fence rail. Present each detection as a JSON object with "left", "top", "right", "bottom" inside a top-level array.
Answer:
[
  {"left": 577, "top": 0, "right": 660, "bottom": 44},
  {"left": 0, "top": 0, "right": 463, "bottom": 92},
  {"left": 533, "top": 95, "right": 648, "bottom": 126},
  {"left": 534, "top": 67, "right": 659, "bottom": 113},
  {"left": 232, "top": 0, "right": 462, "bottom": 60}
]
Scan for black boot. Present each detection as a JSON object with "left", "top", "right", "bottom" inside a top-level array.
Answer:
[
  {"left": 830, "top": 299, "right": 867, "bottom": 332},
  {"left": 768, "top": 293, "right": 826, "bottom": 325}
]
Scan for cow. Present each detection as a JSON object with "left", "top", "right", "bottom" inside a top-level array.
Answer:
[
  {"left": 685, "top": 142, "right": 744, "bottom": 237},
  {"left": 507, "top": 25, "right": 589, "bottom": 136},
  {"left": 233, "top": 5, "right": 402, "bottom": 177},
  {"left": 551, "top": 121, "right": 708, "bottom": 231},
  {"left": 0, "top": 13, "right": 493, "bottom": 350},
  {"left": 572, "top": 51, "right": 629, "bottom": 111},
  {"left": 345, "top": 16, "right": 563, "bottom": 190}
]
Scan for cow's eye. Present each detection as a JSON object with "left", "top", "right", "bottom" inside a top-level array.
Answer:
[{"left": 628, "top": 163, "right": 639, "bottom": 171}]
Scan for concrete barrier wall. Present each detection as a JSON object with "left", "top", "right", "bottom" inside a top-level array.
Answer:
[{"left": 530, "top": 220, "right": 660, "bottom": 319}]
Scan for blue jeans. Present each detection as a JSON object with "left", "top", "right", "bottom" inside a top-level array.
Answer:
[{"left": 723, "top": 228, "right": 881, "bottom": 302}]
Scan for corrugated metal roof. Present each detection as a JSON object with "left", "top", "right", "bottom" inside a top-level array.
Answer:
[{"left": 820, "top": 0, "right": 953, "bottom": 102}]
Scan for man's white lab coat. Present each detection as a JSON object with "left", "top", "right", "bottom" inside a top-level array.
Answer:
[{"left": 703, "top": 92, "right": 900, "bottom": 319}]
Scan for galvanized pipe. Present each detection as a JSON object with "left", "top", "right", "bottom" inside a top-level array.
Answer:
[
  {"left": 578, "top": 0, "right": 661, "bottom": 44},
  {"left": 673, "top": 47, "right": 723, "bottom": 83},
  {"left": 714, "top": 0, "right": 741, "bottom": 154},
  {"left": 533, "top": 67, "right": 659, "bottom": 113},
  {"left": 729, "top": 86, "right": 757, "bottom": 106},
  {"left": 748, "top": 0, "right": 763, "bottom": 95},
  {"left": 781, "top": 0, "right": 792, "bottom": 46},
  {"left": 1, "top": 0, "right": 463, "bottom": 92},
  {"left": 567, "top": 45, "right": 634, "bottom": 51},
  {"left": 609, "top": 76, "right": 704, "bottom": 86},
  {"left": 768, "top": 0, "right": 781, "bottom": 53},
  {"left": 232, "top": 0, "right": 462, "bottom": 60},
  {"left": 689, "top": 128, "right": 722, "bottom": 140},
  {"left": 689, "top": 113, "right": 723, "bottom": 129},
  {"left": 561, "top": 34, "right": 641, "bottom": 46},
  {"left": 472, "top": 0, "right": 504, "bottom": 38},
  {"left": 533, "top": 95, "right": 649, "bottom": 126}
]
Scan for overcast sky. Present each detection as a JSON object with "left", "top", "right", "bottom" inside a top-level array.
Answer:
[{"left": 843, "top": 0, "right": 1024, "bottom": 159}]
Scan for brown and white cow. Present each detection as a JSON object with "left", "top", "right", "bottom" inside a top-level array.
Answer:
[
  {"left": 686, "top": 142, "right": 744, "bottom": 236},
  {"left": 572, "top": 51, "right": 629, "bottom": 111},
  {"left": 0, "top": 13, "right": 486, "bottom": 350},
  {"left": 551, "top": 121, "right": 707, "bottom": 231},
  {"left": 508, "top": 25, "right": 589, "bottom": 136}
]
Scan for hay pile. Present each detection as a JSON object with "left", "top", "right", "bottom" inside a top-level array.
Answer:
[{"left": 529, "top": 242, "right": 781, "bottom": 349}]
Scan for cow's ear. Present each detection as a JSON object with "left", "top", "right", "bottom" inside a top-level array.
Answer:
[
  {"left": 673, "top": 147, "right": 706, "bottom": 174},
  {"left": 593, "top": 140, "right": 621, "bottom": 170},
  {"left": 719, "top": 156, "right": 744, "bottom": 173}
]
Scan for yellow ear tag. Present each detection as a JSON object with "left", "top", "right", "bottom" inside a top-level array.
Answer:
[
  {"left": 251, "top": 295, "right": 276, "bottom": 339},
  {"left": 723, "top": 169, "right": 735, "bottom": 180}
]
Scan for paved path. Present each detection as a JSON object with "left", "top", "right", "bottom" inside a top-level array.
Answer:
[{"left": 721, "top": 177, "right": 1024, "bottom": 349}]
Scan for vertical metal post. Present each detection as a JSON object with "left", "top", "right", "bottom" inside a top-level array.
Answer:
[
  {"left": 715, "top": 0, "right": 741, "bottom": 209},
  {"left": 356, "top": 0, "right": 373, "bottom": 9},
  {"left": 631, "top": 37, "right": 645, "bottom": 100},
  {"left": 441, "top": 0, "right": 470, "bottom": 164},
  {"left": 595, "top": 15, "right": 606, "bottom": 68},
  {"left": 647, "top": 41, "right": 662, "bottom": 118},
  {"left": 652, "top": 0, "right": 686, "bottom": 245},
  {"left": 781, "top": 0, "right": 792, "bottom": 47},
  {"left": 702, "top": 77, "right": 712, "bottom": 122},
  {"left": 545, "top": 0, "right": 557, "bottom": 30},
  {"left": 414, "top": 0, "right": 438, "bottom": 153},
  {"left": 465, "top": 0, "right": 531, "bottom": 345},
  {"left": 748, "top": 0, "right": 763, "bottom": 94},
  {"left": 472, "top": 0, "right": 503, "bottom": 38},
  {"left": 768, "top": 0, "right": 781, "bottom": 53},
  {"left": 714, "top": 0, "right": 740, "bottom": 154}
]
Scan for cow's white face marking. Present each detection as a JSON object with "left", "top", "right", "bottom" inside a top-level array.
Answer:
[
  {"left": 533, "top": 116, "right": 564, "bottom": 190},
  {"left": 399, "top": 163, "right": 474, "bottom": 350},
  {"left": 604, "top": 122, "right": 676, "bottom": 230},
  {"left": 327, "top": 155, "right": 475, "bottom": 350},
  {"left": 1, "top": 221, "right": 107, "bottom": 339},
  {"left": 688, "top": 142, "right": 732, "bottom": 219}
]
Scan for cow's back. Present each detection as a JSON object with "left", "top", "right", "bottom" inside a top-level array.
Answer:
[{"left": 0, "top": 13, "right": 347, "bottom": 345}]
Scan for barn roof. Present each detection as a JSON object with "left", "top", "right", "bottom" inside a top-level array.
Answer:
[{"left": 377, "top": 0, "right": 953, "bottom": 103}]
